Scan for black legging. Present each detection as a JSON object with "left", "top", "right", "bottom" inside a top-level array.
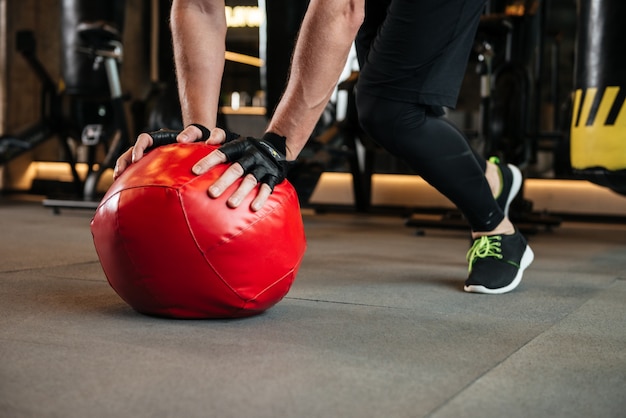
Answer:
[
  {"left": 354, "top": 0, "right": 502, "bottom": 232},
  {"left": 356, "top": 91, "right": 502, "bottom": 232}
]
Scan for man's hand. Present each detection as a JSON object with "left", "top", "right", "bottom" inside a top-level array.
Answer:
[
  {"left": 113, "top": 124, "right": 226, "bottom": 180},
  {"left": 191, "top": 133, "right": 293, "bottom": 212}
]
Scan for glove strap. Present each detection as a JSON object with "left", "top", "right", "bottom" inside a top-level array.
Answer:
[
  {"left": 187, "top": 123, "right": 240, "bottom": 143},
  {"left": 145, "top": 129, "right": 179, "bottom": 150},
  {"left": 259, "top": 132, "right": 288, "bottom": 157},
  {"left": 188, "top": 123, "right": 211, "bottom": 140}
]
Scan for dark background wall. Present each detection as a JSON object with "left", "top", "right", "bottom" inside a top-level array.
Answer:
[{"left": 0, "top": 0, "right": 579, "bottom": 190}]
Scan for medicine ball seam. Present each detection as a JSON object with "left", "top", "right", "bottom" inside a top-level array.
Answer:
[
  {"left": 180, "top": 181, "right": 293, "bottom": 252},
  {"left": 178, "top": 185, "right": 301, "bottom": 304},
  {"left": 244, "top": 270, "right": 296, "bottom": 306},
  {"left": 243, "top": 231, "right": 306, "bottom": 306},
  {"left": 96, "top": 184, "right": 181, "bottom": 211},
  {"left": 177, "top": 190, "right": 246, "bottom": 304}
]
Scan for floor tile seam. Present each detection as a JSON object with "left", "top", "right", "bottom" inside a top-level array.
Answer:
[
  {"left": 422, "top": 277, "right": 623, "bottom": 417},
  {"left": 430, "top": 275, "right": 626, "bottom": 416},
  {"left": 0, "top": 260, "right": 101, "bottom": 275},
  {"left": 422, "top": 328, "right": 552, "bottom": 418},
  {"left": 284, "top": 296, "right": 413, "bottom": 310},
  {"left": 0, "top": 334, "right": 72, "bottom": 348}
]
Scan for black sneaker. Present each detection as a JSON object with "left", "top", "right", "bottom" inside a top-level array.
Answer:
[
  {"left": 490, "top": 156, "right": 523, "bottom": 218},
  {"left": 464, "top": 229, "right": 534, "bottom": 294}
]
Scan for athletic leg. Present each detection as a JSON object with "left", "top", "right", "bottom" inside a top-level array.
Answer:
[{"left": 355, "top": 0, "right": 533, "bottom": 293}]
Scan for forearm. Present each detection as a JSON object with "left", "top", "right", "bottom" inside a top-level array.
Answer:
[
  {"left": 171, "top": 0, "right": 227, "bottom": 128},
  {"left": 267, "top": 0, "right": 364, "bottom": 160}
]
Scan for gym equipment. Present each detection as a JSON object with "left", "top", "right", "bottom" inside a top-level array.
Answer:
[
  {"left": 0, "top": 0, "right": 130, "bottom": 209},
  {"left": 0, "top": 24, "right": 131, "bottom": 208},
  {"left": 90, "top": 142, "right": 306, "bottom": 319},
  {"left": 570, "top": 0, "right": 626, "bottom": 195},
  {"left": 61, "top": 0, "right": 125, "bottom": 97},
  {"left": 0, "top": 30, "right": 82, "bottom": 194},
  {"left": 304, "top": 71, "right": 379, "bottom": 212},
  {"left": 42, "top": 20, "right": 132, "bottom": 211}
]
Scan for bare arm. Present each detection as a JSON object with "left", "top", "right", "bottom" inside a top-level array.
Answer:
[
  {"left": 194, "top": 0, "right": 365, "bottom": 209},
  {"left": 114, "top": 0, "right": 227, "bottom": 178},
  {"left": 171, "top": 0, "right": 227, "bottom": 130},
  {"left": 268, "top": 0, "right": 365, "bottom": 160}
]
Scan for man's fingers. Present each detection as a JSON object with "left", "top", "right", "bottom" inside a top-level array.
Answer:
[
  {"left": 113, "top": 148, "right": 133, "bottom": 179},
  {"left": 177, "top": 125, "right": 202, "bottom": 143},
  {"left": 206, "top": 161, "right": 245, "bottom": 198},
  {"left": 131, "top": 133, "right": 154, "bottom": 163},
  {"left": 192, "top": 149, "right": 228, "bottom": 175},
  {"left": 226, "top": 174, "right": 259, "bottom": 208},
  {"left": 250, "top": 184, "right": 273, "bottom": 211},
  {"left": 206, "top": 128, "right": 227, "bottom": 145},
  {"left": 177, "top": 125, "right": 227, "bottom": 145},
  {"left": 114, "top": 131, "right": 153, "bottom": 179}
]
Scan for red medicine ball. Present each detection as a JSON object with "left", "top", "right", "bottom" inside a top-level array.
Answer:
[{"left": 91, "top": 143, "right": 306, "bottom": 318}]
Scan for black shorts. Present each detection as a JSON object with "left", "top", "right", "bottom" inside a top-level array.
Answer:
[{"left": 355, "top": 0, "right": 486, "bottom": 108}]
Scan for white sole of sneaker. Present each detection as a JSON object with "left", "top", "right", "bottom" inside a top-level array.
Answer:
[
  {"left": 464, "top": 245, "right": 535, "bottom": 295},
  {"left": 503, "top": 164, "right": 523, "bottom": 218}
]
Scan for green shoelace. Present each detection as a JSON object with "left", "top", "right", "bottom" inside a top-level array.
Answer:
[{"left": 466, "top": 235, "right": 503, "bottom": 272}]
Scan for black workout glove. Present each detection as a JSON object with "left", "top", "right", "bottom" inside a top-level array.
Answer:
[
  {"left": 218, "top": 132, "right": 294, "bottom": 192},
  {"left": 143, "top": 128, "right": 180, "bottom": 152},
  {"left": 143, "top": 123, "right": 239, "bottom": 152}
]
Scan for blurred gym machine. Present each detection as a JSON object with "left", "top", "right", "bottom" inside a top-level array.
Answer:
[
  {"left": 298, "top": 69, "right": 379, "bottom": 213},
  {"left": 0, "top": 0, "right": 133, "bottom": 211},
  {"left": 41, "top": 0, "right": 131, "bottom": 212},
  {"left": 0, "top": 30, "right": 83, "bottom": 192}
]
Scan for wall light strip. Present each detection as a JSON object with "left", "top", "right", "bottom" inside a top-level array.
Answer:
[{"left": 225, "top": 51, "right": 263, "bottom": 67}]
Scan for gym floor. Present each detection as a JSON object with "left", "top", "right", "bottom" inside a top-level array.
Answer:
[{"left": 1, "top": 198, "right": 625, "bottom": 418}]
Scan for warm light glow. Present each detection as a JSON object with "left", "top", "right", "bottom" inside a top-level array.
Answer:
[
  {"left": 230, "top": 91, "right": 240, "bottom": 111},
  {"left": 225, "top": 6, "right": 263, "bottom": 28},
  {"left": 309, "top": 173, "right": 626, "bottom": 216},
  {"left": 220, "top": 106, "right": 266, "bottom": 115},
  {"left": 225, "top": 51, "right": 263, "bottom": 67}
]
